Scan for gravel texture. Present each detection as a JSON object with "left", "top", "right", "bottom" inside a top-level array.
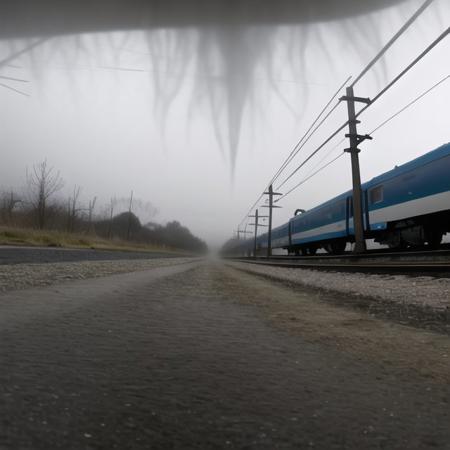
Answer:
[
  {"left": 0, "top": 257, "right": 197, "bottom": 293},
  {"left": 1, "top": 261, "right": 449, "bottom": 449},
  {"left": 228, "top": 262, "right": 450, "bottom": 334},
  {"left": 229, "top": 262, "right": 450, "bottom": 311}
]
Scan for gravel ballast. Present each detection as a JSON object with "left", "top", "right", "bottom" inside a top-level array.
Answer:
[
  {"left": 228, "top": 261, "right": 450, "bottom": 334},
  {"left": 228, "top": 262, "right": 450, "bottom": 311}
]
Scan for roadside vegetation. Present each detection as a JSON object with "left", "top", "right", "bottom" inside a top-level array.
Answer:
[
  {"left": 1, "top": 160, "right": 208, "bottom": 254},
  {"left": 0, "top": 226, "right": 184, "bottom": 253}
]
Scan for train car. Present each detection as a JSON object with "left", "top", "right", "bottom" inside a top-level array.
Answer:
[
  {"left": 271, "top": 223, "right": 290, "bottom": 249},
  {"left": 231, "top": 143, "right": 450, "bottom": 257},
  {"left": 273, "top": 142, "right": 450, "bottom": 255},
  {"left": 256, "top": 231, "right": 268, "bottom": 254},
  {"left": 288, "top": 192, "right": 348, "bottom": 255},
  {"left": 363, "top": 142, "right": 450, "bottom": 249}
]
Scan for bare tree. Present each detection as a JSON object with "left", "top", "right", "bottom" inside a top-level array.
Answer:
[
  {"left": 87, "top": 196, "right": 97, "bottom": 234},
  {"left": 107, "top": 197, "right": 116, "bottom": 239},
  {"left": 126, "top": 190, "right": 133, "bottom": 240},
  {"left": 26, "top": 160, "right": 64, "bottom": 229},
  {"left": 130, "top": 198, "right": 158, "bottom": 223},
  {"left": 1, "top": 190, "right": 21, "bottom": 224},
  {"left": 67, "top": 185, "right": 82, "bottom": 232}
]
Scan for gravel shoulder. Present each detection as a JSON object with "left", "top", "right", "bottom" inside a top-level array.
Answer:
[
  {"left": 0, "top": 257, "right": 199, "bottom": 293},
  {"left": 0, "top": 246, "right": 184, "bottom": 265}
]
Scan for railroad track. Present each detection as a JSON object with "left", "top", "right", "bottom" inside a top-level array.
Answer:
[{"left": 228, "top": 249, "right": 450, "bottom": 276}]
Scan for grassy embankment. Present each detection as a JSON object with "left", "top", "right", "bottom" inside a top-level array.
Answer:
[{"left": 0, "top": 226, "right": 183, "bottom": 254}]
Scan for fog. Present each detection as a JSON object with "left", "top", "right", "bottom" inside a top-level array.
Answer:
[{"left": 0, "top": 0, "right": 448, "bottom": 247}]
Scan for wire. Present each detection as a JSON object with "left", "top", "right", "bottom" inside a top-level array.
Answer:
[
  {"left": 268, "top": 75, "right": 351, "bottom": 187},
  {"left": 276, "top": 120, "right": 348, "bottom": 190},
  {"left": 276, "top": 26, "right": 449, "bottom": 193},
  {"left": 369, "top": 74, "right": 449, "bottom": 135},
  {"left": 320, "top": 75, "right": 449, "bottom": 154},
  {"left": 238, "top": 192, "right": 265, "bottom": 228},
  {"left": 0, "top": 75, "right": 29, "bottom": 83},
  {"left": 238, "top": 76, "right": 351, "bottom": 229},
  {"left": 0, "top": 38, "right": 49, "bottom": 70},
  {"left": 275, "top": 74, "right": 450, "bottom": 204},
  {"left": 315, "top": 73, "right": 448, "bottom": 156},
  {"left": 276, "top": 152, "right": 345, "bottom": 202},
  {"left": 236, "top": 16, "right": 449, "bottom": 234},
  {"left": 305, "top": 141, "right": 345, "bottom": 178},
  {"left": 351, "top": 0, "right": 436, "bottom": 87},
  {"left": 0, "top": 82, "right": 30, "bottom": 97},
  {"left": 357, "top": 27, "right": 449, "bottom": 118},
  {"left": 270, "top": 102, "right": 343, "bottom": 187}
]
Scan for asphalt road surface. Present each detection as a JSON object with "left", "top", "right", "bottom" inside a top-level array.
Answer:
[
  {"left": 1, "top": 260, "right": 449, "bottom": 449},
  {"left": 0, "top": 246, "right": 177, "bottom": 265}
]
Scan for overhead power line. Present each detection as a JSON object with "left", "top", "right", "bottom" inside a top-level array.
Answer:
[
  {"left": 369, "top": 74, "right": 450, "bottom": 135},
  {"left": 0, "top": 38, "right": 49, "bottom": 70},
  {"left": 238, "top": 75, "right": 351, "bottom": 228},
  {"left": 357, "top": 26, "right": 450, "bottom": 118},
  {"left": 276, "top": 74, "right": 450, "bottom": 203},
  {"left": 236, "top": 5, "right": 447, "bottom": 235},
  {"left": 0, "top": 75, "right": 29, "bottom": 83},
  {"left": 0, "top": 82, "right": 29, "bottom": 97},
  {"left": 0, "top": 39, "right": 46, "bottom": 96},
  {"left": 275, "top": 120, "right": 348, "bottom": 190},
  {"left": 276, "top": 26, "right": 449, "bottom": 192},
  {"left": 351, "top": 0, "right": 436, "bottom": 87},
  {"left": 268, "top": 75, "right": 351, "bottom": 187},
  {"left": 238, "top": 192, "right": 265, "bottom": 228},
  {"left": 276, "top": 152, "right": 345, "bottom": 202}
]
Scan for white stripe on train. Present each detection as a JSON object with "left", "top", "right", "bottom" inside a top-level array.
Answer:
[
  {"left": 286, "top": 190, "right": 450, "bottom": 246},
  {"left": 369, "top": 190, "right": 450, "bottom": 224}
]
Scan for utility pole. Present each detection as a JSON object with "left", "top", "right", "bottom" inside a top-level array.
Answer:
[
  {"left": 235, "top": 228, "right": 252, "bottom": 241},
  {"left": 262, "top": 184, "right": 282, "bottom": 257},
  {"left": 252, "top": 209, "right": 259, "bottom": 257},
  {"left": 248, "top": 209, "right": 268, "bottom": 257},
  {"left": 341, "top": 86, "right": 372, "bottom": 254}
]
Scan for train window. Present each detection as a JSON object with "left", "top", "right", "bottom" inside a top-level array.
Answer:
[{"left": 370, "top": 185, "right": 384, "bottom": 204}]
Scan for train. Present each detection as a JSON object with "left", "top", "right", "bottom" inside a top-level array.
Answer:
[{"left": 233, "top": 142, "right": 450, "bottom": 256}]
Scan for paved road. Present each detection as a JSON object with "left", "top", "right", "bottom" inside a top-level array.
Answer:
[
  {"left": 0, "top": 246, "right": 178, "bottom": 265},
  {"left": 0, "top": 261, "right": 449, "bottom": 449}
]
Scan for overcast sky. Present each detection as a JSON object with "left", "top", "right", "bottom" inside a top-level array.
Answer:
[{"left": 0, "top": 0, "right": 448, "bottom": 247}]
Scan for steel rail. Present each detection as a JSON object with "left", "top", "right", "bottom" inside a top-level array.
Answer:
[
  {"left": 227, "top": 250, "right": 450, "bottom": 276},
  {"left": 230, "top": 259, "right": 450, "bottom": 276}
]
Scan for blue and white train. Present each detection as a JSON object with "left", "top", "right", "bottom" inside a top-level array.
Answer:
[{"left": 236, "top": 142, "right": 450, "bottom": 256}]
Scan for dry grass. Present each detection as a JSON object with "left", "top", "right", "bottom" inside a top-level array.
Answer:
[{"left": 0, "top": 226, "right": 183, "bottom": 254}]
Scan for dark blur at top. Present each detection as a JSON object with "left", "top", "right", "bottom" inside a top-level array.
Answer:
[{"left": 1, "top": 0, "right": 406, "bottom": 38}]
